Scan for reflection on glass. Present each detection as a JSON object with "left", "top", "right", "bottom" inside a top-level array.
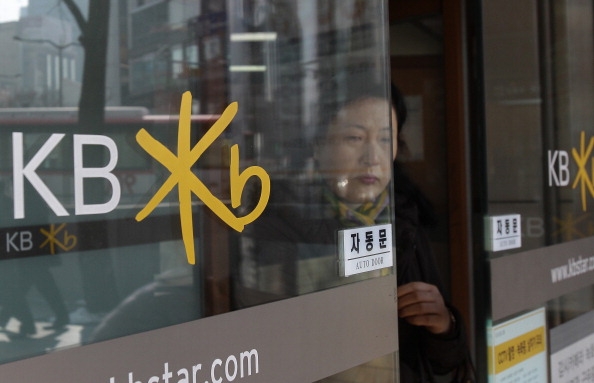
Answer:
[{"left": 0, "top": 2, "right": 392, "bottom": 377}]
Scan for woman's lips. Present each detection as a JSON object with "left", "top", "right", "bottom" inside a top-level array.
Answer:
[{"left": 356, "top": 175, "right": 379, "bottom": 184}]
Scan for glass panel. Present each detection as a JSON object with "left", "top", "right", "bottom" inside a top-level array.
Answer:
[
  {"left": 0, "top": 0, "right": 394, "bottom": 376},
  {"left": 544, "top": 0, "right": 594, "bottom": 325},
  {"left": 482, "top": 1, "right": 594, "bottom": 381},
  {"left": 483, "top": 0, "right": 546, "bottom": 251}
]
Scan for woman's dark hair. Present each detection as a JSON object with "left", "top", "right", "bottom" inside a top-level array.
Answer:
[
  {"left": 391, "top": 83, "right": 407, "bottom": 129},
  {"left": 391, "top": 83, "right": 408, "bottom": 154},
  {"left": 391, "top": 83, "right": 438, "bottom": 227},
  {"left": 315, "top": 80, "right": 389, "bottom": 142}
]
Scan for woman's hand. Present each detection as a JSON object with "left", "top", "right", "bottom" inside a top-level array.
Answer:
[{"left": 397, "top": 282, "right": 452, "bottom": 335}]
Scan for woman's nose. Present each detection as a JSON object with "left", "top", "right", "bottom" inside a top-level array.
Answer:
[{"left": 361, "top": 140, "right": 380, "bottom": 165}]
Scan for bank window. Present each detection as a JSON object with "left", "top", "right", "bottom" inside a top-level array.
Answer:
[{"left": 0, "top": 3, "right": 395, "bottom": 378}]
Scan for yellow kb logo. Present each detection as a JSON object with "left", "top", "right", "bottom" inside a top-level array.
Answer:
[{"left": 135, "top": 91, "right": 271, "bottom": 264}]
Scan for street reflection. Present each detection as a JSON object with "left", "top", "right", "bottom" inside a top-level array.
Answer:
[{"left": 0, "top": 319, "right": 83, "bottom": 362}]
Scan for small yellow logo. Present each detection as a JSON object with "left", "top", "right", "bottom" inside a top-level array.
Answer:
[
  {"left": 572, "top": 131, "right": 594, "bottom": 211},
  {"left": 40, "top": 223, "right": 77, "bottom": 254},
  {"left": 135, "top": 91, "right": 270, "bottom": 264}
]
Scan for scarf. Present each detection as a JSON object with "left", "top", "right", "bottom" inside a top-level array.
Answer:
[{"left": 324, "top": 187, "right": 390, "bottom": 228}]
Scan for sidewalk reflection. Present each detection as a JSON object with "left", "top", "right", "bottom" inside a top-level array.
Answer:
[{"left": 0, "top": 318, "right": 95, "bottom": 364}]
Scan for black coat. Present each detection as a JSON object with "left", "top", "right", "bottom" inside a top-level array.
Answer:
[
  {"left": 395, "top": 193, "right": 469, "bottom": 382},
  {"left": 234, "top": 178, "right": 470, "bottom": 381}
]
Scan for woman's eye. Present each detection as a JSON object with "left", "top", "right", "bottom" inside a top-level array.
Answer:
[{"left": 344, "top": 135, "right": 363, "bottom": 143}]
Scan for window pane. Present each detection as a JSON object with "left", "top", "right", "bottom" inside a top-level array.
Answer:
[{"left": 0, "top": 0, "right": 394, "bottom": 372}]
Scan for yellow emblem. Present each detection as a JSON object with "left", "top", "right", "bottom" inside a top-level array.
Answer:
[{"left": 135, "top": 91, "right": 270, "bottom": 264}]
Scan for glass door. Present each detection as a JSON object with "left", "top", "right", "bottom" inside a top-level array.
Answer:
[
  {"left": 480, "top": 1, "right": 594, "bottom": 382},
  {"left": 0, "top": 1, "right": 400, "bottom": 381}
]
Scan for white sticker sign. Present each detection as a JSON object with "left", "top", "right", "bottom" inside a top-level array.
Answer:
[
  {"left": 550, "top": 310, "right": 594, "bottom": 383},
  {"left": 486, "top": 214, "right": 522, "bottom": 252},
  {"left": 489, "top": 307, "right": 547, "bottom": 383},
  {"left": 551, "top": 332, "right": 594, "bottom": 383},
  {"left": 338, "top": 224, "right": 393, "bottom": 277}
]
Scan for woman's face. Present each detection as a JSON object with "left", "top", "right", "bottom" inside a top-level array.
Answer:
[{"left": 317, "top": 97, "right": 398, "bottom": 205}]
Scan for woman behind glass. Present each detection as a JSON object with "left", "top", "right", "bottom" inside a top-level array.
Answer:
[{"left": 235, "top": 83, "right": 470, "bottom": 382}]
